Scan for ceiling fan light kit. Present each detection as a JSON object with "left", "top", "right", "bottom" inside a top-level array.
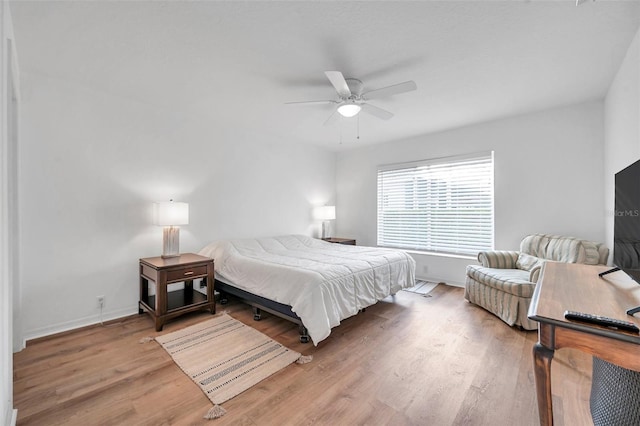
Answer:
[{"left": 337, "top": 102, "right": 361, "bottom": 118}]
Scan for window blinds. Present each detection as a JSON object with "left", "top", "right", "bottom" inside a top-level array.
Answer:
[{"left": 377, "top": 152, "right": 494, "bottom": 256}]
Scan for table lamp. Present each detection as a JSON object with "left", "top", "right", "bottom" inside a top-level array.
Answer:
[
  {"left": 313, "top": 205, "right": 336, "bottom": 239},
  {"left": 153, "top": 200, "right": 189, "bottom": 258}
]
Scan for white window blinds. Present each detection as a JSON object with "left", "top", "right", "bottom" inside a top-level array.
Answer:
[{"left": 377, "top": 152, "right": 494, "bottom": 256}]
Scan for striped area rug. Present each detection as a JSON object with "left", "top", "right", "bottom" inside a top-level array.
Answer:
[{"left": 155, "top": 313, "right": 305, "bottom": 419}]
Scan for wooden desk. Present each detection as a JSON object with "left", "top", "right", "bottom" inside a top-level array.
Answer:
[{"left": 528, "top": 262, "right": 640, "bottom": 426}]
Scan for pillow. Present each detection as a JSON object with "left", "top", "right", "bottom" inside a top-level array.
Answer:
[
  {"left": 581, "top": 241, "right": 601, "bottom": 265},
  {"left": 516, "top": 253, "right": 543, "bottom": 271}
]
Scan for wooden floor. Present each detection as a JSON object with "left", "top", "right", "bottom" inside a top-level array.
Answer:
[{"left": 13, "top": 285, "right": 594, "bottom": 425}]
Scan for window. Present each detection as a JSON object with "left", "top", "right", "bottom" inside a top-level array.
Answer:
[{"left": 377, "top": 152, "right": 494, "bottom": 256}]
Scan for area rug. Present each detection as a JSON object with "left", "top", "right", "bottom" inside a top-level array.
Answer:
[
  {"left": 154, "top": 313, "right": 309, "bottom": 419},
  {"left": 403, "top": 280, "right": 440, "bottom": 297}
]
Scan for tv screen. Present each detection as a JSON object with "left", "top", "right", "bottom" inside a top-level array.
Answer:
[{"left": 614, "top": 158, "right": 640, "bottom": 283}]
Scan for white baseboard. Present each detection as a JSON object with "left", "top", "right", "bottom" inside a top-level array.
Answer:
[
  {"left": 4, "top": 408, "right": 17, "bottom": 426},
  {"left": 415, "top": 275, "right": 465, "bottom": 288},
  {"left": 21, "top": 276, "right": 466, "bottom": 344},
  {"left": 22, "top": 306, "right": 138, "bottom": 345}
]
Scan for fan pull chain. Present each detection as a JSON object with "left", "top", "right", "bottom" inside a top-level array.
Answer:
[
  {"left": 357, "top": 114, "right": 360, "bottom": 140},
  {"left": 339, "top": 117, "right": 343, "bottom": 145}
]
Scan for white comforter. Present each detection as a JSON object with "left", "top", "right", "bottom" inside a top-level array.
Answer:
[{"left": 199, "top": 235, "right": 416, "bottom": 345}]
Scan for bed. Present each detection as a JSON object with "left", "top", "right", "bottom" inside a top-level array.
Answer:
[{"left": 198, "top": 234, "right": 416, "bottom": 345}]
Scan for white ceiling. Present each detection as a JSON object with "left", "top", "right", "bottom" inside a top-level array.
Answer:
[{"left": 9, "top": 0, "right": 640, "bottom": 151}]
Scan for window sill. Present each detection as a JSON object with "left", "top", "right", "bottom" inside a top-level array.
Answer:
[{"left": 384, "top": 248, "right": 477, "bottom": 261}]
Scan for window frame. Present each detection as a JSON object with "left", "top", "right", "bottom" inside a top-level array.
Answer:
[{"left": 376, "top": 151, "right": 495, "bottom": 257}]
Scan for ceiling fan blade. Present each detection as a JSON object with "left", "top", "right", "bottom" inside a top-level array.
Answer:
[
  {"left": 284, "top": 100, "right": 338, "bottom": 105},
  {"left": 323, "top": 108, "right": 340, "bottom": 126},
  {"left": 361, "top": 103, "right": 394, "bottom": 120},
  {"left": 363, "top": 80, "right": 417, "bottom": 100},
  {"left": 325, "top": 71, "right": 351, "bottom": 98}
]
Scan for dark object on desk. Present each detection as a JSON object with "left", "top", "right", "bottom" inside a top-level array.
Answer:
[
  {"left": 564, "top": 310, "right": 640, "bottom": 333},
  {"left": 590, "top": 357, "right": 640, "bottom": 426},
  {"left": 598, "top": 266, "right": 620, "bottom": 278}
]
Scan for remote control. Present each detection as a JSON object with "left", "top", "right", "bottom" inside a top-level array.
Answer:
[{"left": 564, "top": 310, "right": 640, "bottom": 333}]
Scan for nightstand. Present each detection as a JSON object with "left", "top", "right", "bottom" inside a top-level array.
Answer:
[
  {"left": 139, "top": 253, "right": 215, "bottom": 331},
  {"left": 322, "top": 237, "right": 356, "bottom": 245}
]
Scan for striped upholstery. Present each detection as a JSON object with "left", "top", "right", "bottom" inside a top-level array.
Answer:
[
  {"left": 465, "top": 234, "right": 609, "bottom": 330},
  {"left": 478, "top": 251, "right": 518, "bottom": 269},
  {"left": 515, "top": 253, "right": 543, "bottom": 271},
  {"left": 466, "top": 266, "right": 535, "bottom": 297},
  {"left": 519, "top": 234, "right": 607, "bottom": 265},
  {"left": 465, "top": 277, "right": 538, "bottom": 330}
]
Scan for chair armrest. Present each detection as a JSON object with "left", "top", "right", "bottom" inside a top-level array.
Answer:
[
  {"left": 477, "top": 251, "right": 519, "bottom": 268},
  {"left": 529, "top": 264, "right": 544, "bottom": 283}
]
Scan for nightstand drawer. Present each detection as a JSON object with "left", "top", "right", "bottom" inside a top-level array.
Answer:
[{"left": 166, "top": 265, "right": 208, "bottom": 282}]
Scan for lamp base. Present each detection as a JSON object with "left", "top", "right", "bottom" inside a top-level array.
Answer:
[
  {"left": 162, "top": 226, "right": 180, "bottom": 258},
  {"left": 321, "top": 221, "right": 332, "bottom": 239}
]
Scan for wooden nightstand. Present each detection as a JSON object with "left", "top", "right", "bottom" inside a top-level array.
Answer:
[
  {"left": 322, "top": 237, "right": 356, "bottom": 245},
  {"left": 139, "top": 253, "right": 215, "bottom": 331}
]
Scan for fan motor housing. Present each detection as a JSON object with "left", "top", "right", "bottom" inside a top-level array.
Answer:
[{"left": 345, "top": 78, "right": 364, "bottom": 97}]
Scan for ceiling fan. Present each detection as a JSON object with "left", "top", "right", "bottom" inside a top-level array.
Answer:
[{"left": 286, "top": 71, "right": 417, "bottom": 125}]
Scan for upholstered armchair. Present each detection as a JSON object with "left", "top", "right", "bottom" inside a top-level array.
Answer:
[{"left": 464, "top": 234, "right": 609, "bottom": 330}]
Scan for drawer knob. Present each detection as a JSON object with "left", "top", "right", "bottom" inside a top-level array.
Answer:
[{"left": 184, "top": 271, "right": 194, "bottom": 276}]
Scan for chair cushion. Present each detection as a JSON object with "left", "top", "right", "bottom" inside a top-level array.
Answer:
[
  {"left": 516, "top": 253, "right": 543, "bottom": 271},
  {"left": 466, "top": 265, "right": 536, "bottom": 298},
  {"left": 581, "top": 241, "right": 601, "bottom": 265}
]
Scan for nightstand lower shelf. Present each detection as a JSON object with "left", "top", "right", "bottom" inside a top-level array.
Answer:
[{"left": 141, "top": 288, "right": 209, "bottom": 313}]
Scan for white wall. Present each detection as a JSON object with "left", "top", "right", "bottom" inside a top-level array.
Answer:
[
  {"left": 18, "top": 71, "right": 336, "bottom": 341},
  {"left": 336, "top": 101, "right": 606, "bottom": 285},
  {"left": 1, "top": 1, "right": 18, "bottom": 424},
  {"left": 604, "top": 28, "right": 640, "bottom": 257}
]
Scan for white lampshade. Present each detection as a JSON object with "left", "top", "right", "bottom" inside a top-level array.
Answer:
[
  {"left": 337, "top": 103, "right": 361, "bottom": 118},
  {"left": 313, "top": 205, "right": 336, "bottom": 221},
  {"left": 153, "top": 201, "right": 189, "bottom": 226}
]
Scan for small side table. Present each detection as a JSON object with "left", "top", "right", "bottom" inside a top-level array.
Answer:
[
  {"left": 322, "top": 237, "right": 356, "bottom": 245},
  {"left": 139, "top": 253, "right": 215, "bottom": 331}
]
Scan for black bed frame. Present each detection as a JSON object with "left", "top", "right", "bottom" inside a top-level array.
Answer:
[{"left": 215, "top": 279, "right": 310, "bottom": 343}]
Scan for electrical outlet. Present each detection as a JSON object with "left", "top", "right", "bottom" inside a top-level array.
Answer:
[{"left": 97, "top": 295, "right": 105, "bottom": 309}]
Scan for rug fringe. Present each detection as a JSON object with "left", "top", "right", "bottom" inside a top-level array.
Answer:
[
  {"left": 296, "top": 354, "right": 313, "bottom": 364},
  {"left": 139, "top": 336, "right": 155, "bottom": 344},
  {"left": 204, "top": 404, "right": 227, "bottom": 419}
]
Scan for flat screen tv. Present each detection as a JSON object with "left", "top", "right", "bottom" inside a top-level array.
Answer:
[{"left": 614, "top": 158, "right": 640, "bottom": 283}]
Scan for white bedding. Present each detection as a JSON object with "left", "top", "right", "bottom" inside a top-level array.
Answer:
[{"left": 198, "top": 234, "right": 416, "bottom": 345}]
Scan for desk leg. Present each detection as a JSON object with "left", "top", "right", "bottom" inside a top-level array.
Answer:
[{"left": 533, "top": 342, "right": 555, "bottom": 426}]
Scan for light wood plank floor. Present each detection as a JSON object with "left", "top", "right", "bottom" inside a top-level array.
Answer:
[{"left": 13, "top": 285, "right": 594, "bottom": 425}]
